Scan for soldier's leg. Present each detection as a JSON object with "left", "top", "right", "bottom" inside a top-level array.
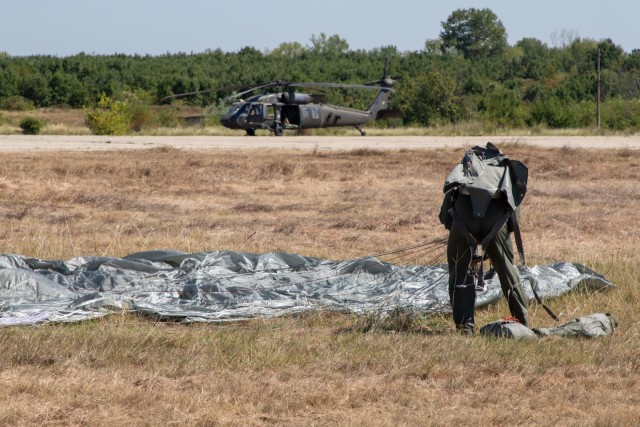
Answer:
[
  {"left": 447, "top": 226, "right": 475, "bottom": 332},
  {"left": 486, "top": 224, "right": 529, "bottom": 326}
]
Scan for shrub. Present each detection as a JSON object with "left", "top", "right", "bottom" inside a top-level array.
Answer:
[
  {"left": 85, "top": 93, "right": 131, "bottom": 135},
  {"left": 0, "top": 96, "right": 35, "bottom": 111},
  {"left": 528, "top": 97, "right": 591, "bottom": 128},
  {"left": 19, "top": 117, "right": 43, "bottom": 135},
  {"left": 129, "top": 104, "right": 157, "bottom": 131},
  {"left": 478, "top": 88, "right": 526, "bottom": 128},
  {"left": 157, "top": 109, "right": 183, "bottom": 127},
  {"left": 397, "top": 71, "right": 464, "bottom": 126},
  {"left": 602, "top": 98, "right": 640, "bottom": 131}
]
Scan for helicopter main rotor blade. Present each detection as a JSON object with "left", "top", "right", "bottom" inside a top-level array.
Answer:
[
  {"left": 161, "top": 89, "right": 219, "bottom": 103},
  {"left": 161, "top": 77, "right": 394, "bottom": 104},
  {"left": 363, "top": 77, "right": 401, "bottom": 85},
  {"left": 227, "top": 81, "right": 291, "bottom": 100},
  {"left": 288, "top": 82, "right": 392, "bottom": 91},
  {"left": 162, "top": 81, "right": 291, "bottom": 103}
]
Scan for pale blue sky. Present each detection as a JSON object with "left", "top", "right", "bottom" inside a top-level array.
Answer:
[{"left": 1, "top": 0, "right": 637, "bottom": 56}]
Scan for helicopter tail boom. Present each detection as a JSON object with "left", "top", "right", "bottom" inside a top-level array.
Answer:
[{"left": 366, "top": 87, "right": 393, "bottom": 116}]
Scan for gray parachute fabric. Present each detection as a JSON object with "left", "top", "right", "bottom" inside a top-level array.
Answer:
[
  {"left": 480, "top": 313, "right": 617, "bottom": 340},
  {"left": 0, "top": 250, "right": 615, "bottom": 326},
  {"left": 479, "top": 320, "right": 539, "bottom": 341},
  {"left": 533, "top": 313, "right": 618, "bottom": 338}
]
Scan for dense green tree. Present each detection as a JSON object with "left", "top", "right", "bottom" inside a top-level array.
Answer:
[
  {"left": 623, "top": 49, "right": 640, "bottom": 71},
  {"left": 309, "top": 33, "right": 349, "bottom": 56},
  {"left": 0, "top": 67, "right": 19, "bottom": 98},
  {"left": 440, "top": 8, "right": 508, "bottom": 59},
  {"left": 597, "top": 38, "right": 624, "bottom": 69},
  {"left": 515, "top": 38, "right": 552, "bottom": 80},
  {"left": 269, "top": 42, "right": 306, "bottom": 58},
  {"left": 49, "top": 72, "right": 88, "bottom": 107},
  {"left": 558, "top": 39, "right": 598, "bottom": 74},
  {"left": 18, "top": 74, "right": 50, "bottom": 107}
]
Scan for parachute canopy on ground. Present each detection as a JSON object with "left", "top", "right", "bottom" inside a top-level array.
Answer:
[{"left": 0, "top": 250, "right": 614, "bottom": 326}]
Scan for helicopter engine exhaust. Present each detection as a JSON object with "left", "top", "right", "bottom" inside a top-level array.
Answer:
[{"left": 278, "top": 92, "right": 315, "bottom": 104}]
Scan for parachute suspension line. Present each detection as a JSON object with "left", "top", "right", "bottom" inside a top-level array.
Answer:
[
  {"left": 280, "top": 237, "right": 449, "bottom": 291},
  {"left": 380, "top": 243, "right": 447, "bottom": 266},
  {"left": 367, "top": 237, "right": 448, "bottom": 260},
  {"left": 354, "top": 239, "right": 452, "bottom": 319}
]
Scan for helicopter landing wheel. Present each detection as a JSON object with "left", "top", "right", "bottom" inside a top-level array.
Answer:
[
  {"left": 246, "top": 129, "right": 256, "bottom": 136},
  {"left": 273, "top": 126, "right": 284, "bottom": 137}
]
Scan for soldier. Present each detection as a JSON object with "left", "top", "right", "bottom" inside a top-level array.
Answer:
[{"left": 439, "top": 143, "right": 529, "bottom": 334}]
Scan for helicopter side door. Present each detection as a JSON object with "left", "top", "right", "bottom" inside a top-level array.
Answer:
[
  {"left": 299, "top": 105, "right": 322, "bottom": 128},
  {"left": 281, "top": 105, "right": 300, "bottom": 128}
]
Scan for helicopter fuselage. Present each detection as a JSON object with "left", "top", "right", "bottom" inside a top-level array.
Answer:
[{"left": 219, "top": 88, "right": 394, "bottom": 136}]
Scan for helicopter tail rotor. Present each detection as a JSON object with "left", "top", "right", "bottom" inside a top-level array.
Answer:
[{"left": 364, "top": 59, "right": 402, "bottom": 88}]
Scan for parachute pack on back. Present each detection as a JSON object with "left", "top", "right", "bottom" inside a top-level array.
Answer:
[{"left": 442, "top": 142, "right": 528, "bottom": 218}]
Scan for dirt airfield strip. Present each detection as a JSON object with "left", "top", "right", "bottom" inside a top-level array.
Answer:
[{"left": 1, "top": 134, "right": 640, "bottom": 151}]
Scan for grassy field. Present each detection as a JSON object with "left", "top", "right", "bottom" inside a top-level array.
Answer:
[{"left": 0, "top": 144, "right": 639, "bottom": 425}]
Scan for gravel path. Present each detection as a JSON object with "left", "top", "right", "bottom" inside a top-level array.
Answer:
[{"left": 1, "top": 134, "right": 639, "bottom": 151}]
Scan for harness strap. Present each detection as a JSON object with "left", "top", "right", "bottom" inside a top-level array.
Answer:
[
  {"left": 449, "top": 208, "right": 510, "bottom": 257},
  {"left": 510, "top": 214, "right": 526, "bottom": 265},
  {"left": 480, "top": 211, "right": 511, "bottom": 256},
  {"left": 449, "top": 208, "right": 477, "bottom": 247},
  {"left": 527, "top": 273, "right": 560, "bottom": 321},
  {"left": 450, "top": 206, "right": 560, "bottom": 322}
]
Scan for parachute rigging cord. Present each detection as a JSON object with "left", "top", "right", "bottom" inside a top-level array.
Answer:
[{"left": 350, "top": 237, "right": 450, "bottom": 319}]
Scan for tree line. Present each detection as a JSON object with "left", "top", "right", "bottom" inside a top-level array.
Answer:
[{"left": 2, "top": 8, "right": 640, "bottom": 130}]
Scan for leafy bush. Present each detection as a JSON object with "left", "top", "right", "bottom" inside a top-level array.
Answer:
[
  {"left": 0, "top": 96, "right": 35, "bottom": 111},
  {"left": 19, "top": 116, "right": 43, "bottom": 135},
  {"left": 203, "top": 98, "right": 233, "bottom": 125},
  {"left": 129, "top": 103, "right": 156, "bottom": 131},
  {"left": 478, "top": 87, "right": 526, "bottom": 127},
  {"left": 157, "top": 109, "right": 183, "bottom": 127},
  {"left": 602, "top": 98, "right": 640, "bottom": 130},
  {"left": 527, "top": 98, "right": 595, "bottom": 129},
  {"left": 85, "top": 93, "right": 131, "bottom": 135}
]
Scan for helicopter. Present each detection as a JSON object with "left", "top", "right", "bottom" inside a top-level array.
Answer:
[{"left": 163, "top": 68, "right": 403, "bottom": 136}]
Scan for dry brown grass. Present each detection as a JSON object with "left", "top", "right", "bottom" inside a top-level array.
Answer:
[{"left": 0, "top": 145, "right": 639, "bottom": 425}]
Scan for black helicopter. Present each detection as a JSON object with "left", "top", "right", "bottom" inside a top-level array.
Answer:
[
  {"left": 220, "top": 77, "right": 402, "bottom": 136},
  {"left": 164, "top": 68, "right": 403, "bottom": 136}
]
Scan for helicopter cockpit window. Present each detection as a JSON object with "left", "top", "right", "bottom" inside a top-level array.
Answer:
[
  {"left": 227, "top": 103, "right": 242, "bottom": 115},
  {"left": 248, "top": 104, "right": 263, "bottom": 117},
  {"left": 229, "top": 103, "right": 250, "bottom": 116}
]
